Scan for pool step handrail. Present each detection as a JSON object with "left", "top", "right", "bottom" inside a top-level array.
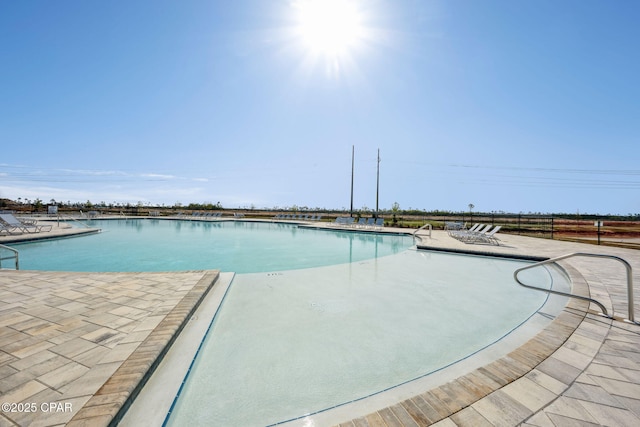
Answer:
[
  {"left": 413, "top": 223, "right": 432, "bottom": 239},
  {"left": 0, "top": 243, "right": 19, "bottom": 270},
  {"left": 57, "top": 213, "right": 92, "bottom": 228},
  {"left": 514, "top": 252, "right": 635, "bottom": 323}
]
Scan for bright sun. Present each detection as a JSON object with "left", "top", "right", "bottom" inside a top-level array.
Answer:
[{"left": 293, "top": 0, "right": 365, "bottom": 57}]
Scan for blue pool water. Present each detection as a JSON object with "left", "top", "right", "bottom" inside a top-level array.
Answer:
[
  {"left": 165, "top": 250, "right": 565, "bottom": 427},
  {"left": 14, "top": 219, "right": 414, "bottom": 272}
]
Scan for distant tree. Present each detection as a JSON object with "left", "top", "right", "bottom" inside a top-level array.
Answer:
[{"left": 391, "top": 202, "right": 400, "bottom": 226}]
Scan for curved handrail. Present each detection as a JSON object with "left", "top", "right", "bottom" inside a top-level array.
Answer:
[
  {"left": 413, "top": 223, "right": 432, "bottom": 239},
  {"left": 0, "top": 243, "right": 19, "bottom": 270},
  {"left": 57, "top": 214, "right": 92, "bottom": 228},
  {"left": 514, "top": 252, "right": 635, "bottom": 323}
]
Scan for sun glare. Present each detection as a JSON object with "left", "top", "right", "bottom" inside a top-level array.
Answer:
[{"left": 293, "top": 0, "right": 365, "bottom": 57}]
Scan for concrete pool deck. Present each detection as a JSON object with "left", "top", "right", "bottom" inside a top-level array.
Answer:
[{"left": 0, "top": 219, "right": 639, "bottom": 426}]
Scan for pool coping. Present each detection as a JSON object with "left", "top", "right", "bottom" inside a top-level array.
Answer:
[{"left": 415, "top": 245, "right": 550, "bottom": 262}]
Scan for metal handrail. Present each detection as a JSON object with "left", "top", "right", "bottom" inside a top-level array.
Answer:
[
  {"left": 0, "top": 243, "right": 19, "bottom": 270},
  {"left": 514, "top": 252, "right": 634, "bottom": 323},
  {"left": 413, "top": 223, "right": 432, "bottom": 239},
  {"left": 57, "top": 214, "right": 92, "bottom": 228}
]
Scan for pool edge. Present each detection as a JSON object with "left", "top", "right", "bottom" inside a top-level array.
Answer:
[{"left": 66, "top": 270, "right": 220, "bottom": 427}]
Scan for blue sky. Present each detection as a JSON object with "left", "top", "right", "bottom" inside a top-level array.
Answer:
[{"left": 1, "top": 0, "right": 639, "bottom": 214}]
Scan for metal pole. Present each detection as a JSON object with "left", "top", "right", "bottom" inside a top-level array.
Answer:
[
  {"left": 350, "top": 145, "right": 354, "bottom": 218},
  {"left": 375, "top": 148, "right": 380, "bottom": 219}
]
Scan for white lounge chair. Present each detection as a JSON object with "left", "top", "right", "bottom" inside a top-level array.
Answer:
[
  {"left": 0, "top": 213, "right": 52, "bottom": 233},
  {"left": 0, "top": 222, "right": 21, "bottom": 235},
  {"left": 466, "top": 225, "right": 502, "bottom": 245},
  {"left": 445, "top": 222, "right": 465, "bottom": 235},
  {"left": 450, "top": 223, "right": 481, "bottom": 240},
  {"left": 459, "top": 224, "right": 493, "bottom": 242}
]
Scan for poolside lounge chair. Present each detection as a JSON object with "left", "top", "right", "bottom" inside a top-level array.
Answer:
[
  {"left": 465, "top": 225, "right": 502, "bottom": 245},
  {"left": 456, "top": 223, "right": 480, "bottom": 235},
  {"left": 357, "top": 218, "right": 367, "bottom": 228},
  {"left": 374, "top": 218, "right": 384, "bottom": 229},
  {"left": 449, "top": 223, "right": 481, "bottom": 240},
  {"left": 459, "top": 224, "right": 493, "bottom": 242},
  {"left": 0, "top": 213, "right": 52, "bottom": 233},
  {"left": 445, "top": 222, "right": 465, "bottom": 235},
  {"left": 454, "top": 224, "right": 494, "bottom": 243},
  {"left": 334, "top": 217, "right": 354, "bottom": 227},
  {"left": 0, "top": 222, "right": 22, "bottom": 235}
]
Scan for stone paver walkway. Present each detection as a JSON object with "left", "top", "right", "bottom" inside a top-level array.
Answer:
[{"left": 0, "top": 268, "right": 218, "bottom": 426}]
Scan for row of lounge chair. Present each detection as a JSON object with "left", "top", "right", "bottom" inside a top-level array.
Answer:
[
  {"left": 0, "top": 212, "right": 53, "bottom": 235},
  {"left": 190, "top": 212, "right": 223, "bottom": 219},
  {"left": 333, "top": 217, "right": 385, "bottom": 230},
  {"left": 447, "top": 223, "right": 501, "bottom": 245},
  {"left": 273, "top": 214, "right": 323, "bottom": 221}
]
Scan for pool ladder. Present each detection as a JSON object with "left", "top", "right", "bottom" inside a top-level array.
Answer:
[
  {"left": 0, "top": 244, "right": 19, "bottom": 270},
  {"left": 514, "top": 252, "right": 635, "bottom": 324}
]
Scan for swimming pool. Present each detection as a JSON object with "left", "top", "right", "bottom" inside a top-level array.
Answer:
[
  {"left": 164, "top": 249, "right": 566, "bottom": 426},
  {"left": 14, "top": 219, "right": 413, "bottom": 272},
  {"left": 13, "top": 219, "right": 568, "bottom": 426}
]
